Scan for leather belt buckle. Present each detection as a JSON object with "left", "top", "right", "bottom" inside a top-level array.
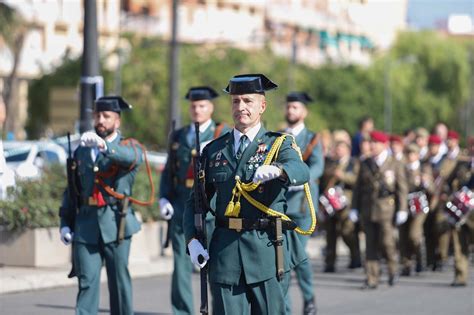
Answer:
[
  {"left": 88, "top": 197, "right": 98, "bottom": 206},
  {"left": 258, "top": 218, "right": 269, "bottom": 229},
  {"left": 228, "top": 218, "right": 242, "bottom": 232}
]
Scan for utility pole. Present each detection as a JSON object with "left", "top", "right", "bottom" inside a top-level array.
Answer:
[
  {"left": 288, "top": 27, "right": 298, "bottom": 91},
  {"left": 79, "top": 0, "right": 103, "bottom": 133},
  {"left": 168, "top": 0, "right": 181, "bottom": 130}
]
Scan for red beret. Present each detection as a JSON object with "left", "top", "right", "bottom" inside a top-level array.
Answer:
[
  {"left": 428, "top": 134, "right": 442, "bottom": 145},
  {"left": 447, "top": 130, "right": 459, "bottom": 140},
  {"left": 370, "top": 130, "right": 389, "bottom": 143},
  {"left": 390, "top": 135, "right": 403, "bottom": 144}
]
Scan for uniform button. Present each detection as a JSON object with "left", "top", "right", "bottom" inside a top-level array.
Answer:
[
  {"left": 93, "top": 166, "right": 99, "bottom": 172},
  {"left": 292, "top": 179, "right": 296, "bottom": 183},
  {"left": 111, "top": 149, "right": 116, "bottom": 154}
]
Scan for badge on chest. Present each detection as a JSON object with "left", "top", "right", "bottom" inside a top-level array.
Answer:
[{"left": 247, "top": 144, "right": 268, "bottom": 170}]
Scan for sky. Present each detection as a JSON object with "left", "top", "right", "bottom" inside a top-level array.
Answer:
[{"left": 407, "top": 0, "right": 474, "bottom": 30}]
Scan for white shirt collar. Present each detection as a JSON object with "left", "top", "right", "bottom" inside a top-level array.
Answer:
[
  {"left": 447, "top": 146, "right": 459, "bottom": 160},
  {"left": 430, "top": 150, "right": 445, "bottom": 165},
  {"left": 190, "top": 119, "right": 212, "bottom": 133},
  {"left": 106, "top": 131, "right": 118, "bottom": 143},
  {"left": 286, "top": 123, "right": 305, "bottom": 137},
  {"left": 374, "top": 149, "right": 388, "bottom": 167},
  {"left": 408, "top": 160, "right": 420, "bottom": 171},
  {"left": 419, "top": 146, "right": 428, "bottom": 159},
  {"left": 233, "top": 122, "right": 262, "bottom": 153}
]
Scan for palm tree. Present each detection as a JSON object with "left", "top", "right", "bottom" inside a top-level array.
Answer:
[{"left": 0, "top": 3, "right": 27, "bottom": 138}]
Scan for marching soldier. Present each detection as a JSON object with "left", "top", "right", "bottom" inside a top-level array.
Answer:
[
  {"left": 351, "top": 131, "right": 408, "bottom": 289},
  {"left": 414, "top": 127, "right": 430, "bottom": 163},
  {"left": 183, "top": 74, "right": 313, "bottom": 314},
  {"left": 446, "top": 137, "right": 474, "bottom": 286},
  {"left": 283, "top": 92, "right": 323, "bottom": 315},
  {"left": 321, "top": 140, "right": 361, "bottom": 272},
  {"left": 424, "top": 134, "right": 447, "bottom": 270},
  {"left": 159, "top": 86, "right": 228, "bottom": 315},
  {"left": 390, "top": 135, "right": 405, "bottom": 162},
  {"left": 399, "top": 144, "right": 433, "bottom": 276},
  {"left": 59, "top": 96, "right": 146, "bottom": 315}
]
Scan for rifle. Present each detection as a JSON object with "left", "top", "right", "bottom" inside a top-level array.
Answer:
[
  {"left": 193, "top": 122, "right": 209, "bottom": 315},
  {"left": 62, "top": 132, "right": 80, "bottom": 278},
  {"left": 163, "top": 120, "right": 177, "bottom": 249}
]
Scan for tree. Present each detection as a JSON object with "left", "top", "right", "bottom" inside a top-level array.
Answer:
[{"left": 0, "top": 3, "right": 27, "bottom": 137}]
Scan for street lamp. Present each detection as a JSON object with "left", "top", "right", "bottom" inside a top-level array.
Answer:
[{"left": 384, "top": 55, "right": 417, "bottom": 133}]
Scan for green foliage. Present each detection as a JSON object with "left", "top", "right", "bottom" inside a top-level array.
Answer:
[
  {"left": 28, "top": 31, "right": 472, "bottom": 144},
  {"left": 0, "top": 165, "right": 65, "bottom": 231},
  {"left": 0, "top": 164, "right": 161, "bottom": 232}
]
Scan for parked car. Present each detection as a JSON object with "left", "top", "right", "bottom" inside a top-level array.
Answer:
[{"left": 3, "top": 141, "right": 67, "bottom": 179}]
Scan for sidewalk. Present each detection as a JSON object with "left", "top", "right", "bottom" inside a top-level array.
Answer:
[{"left": 0, "top": 236, "right": 338, "bottom": 295}]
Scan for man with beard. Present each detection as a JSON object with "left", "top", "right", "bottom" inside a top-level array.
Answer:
[
  {"left": 283, "top": 92, "right": 323, "bottom": 315},
  {"left": 159, "top": 86, "right": 228, "bottom": 315},
  {"left": 59, "top": 96, "right": 143, "bottom": 315}
]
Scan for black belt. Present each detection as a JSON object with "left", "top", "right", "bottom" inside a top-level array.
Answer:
[{"left": 216, "top": 217, "right": 297, "bottom": 231}]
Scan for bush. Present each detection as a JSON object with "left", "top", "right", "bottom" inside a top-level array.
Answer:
[{"left": 0, "top": 164, "right": 160, "bottom": 232}]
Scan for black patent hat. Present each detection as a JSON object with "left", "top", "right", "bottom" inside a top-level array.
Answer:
[
  {"left": 286, "top": 92, "right": 313, "bottom": 105},
  {"left": 185, "top": 86, "right": 219, "bottom": 101},
  {"left": 223, "top": 73, "right": 278, "bottom": 95},
  {"left": 95, "top": 96, "right": 132, "bottom": 113}
]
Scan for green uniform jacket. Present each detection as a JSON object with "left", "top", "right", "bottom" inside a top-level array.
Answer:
[
  {"left": 60, "top": 135, "right": 142, "bottom": 245},
  {"left": 160, "top": 121, "right": 228, "bottom": 221},
  {"left": 285, "top": 128, "right": 324, "bottom": 219},
  {"left": 184, "top": 127, "right": 309, "bottom": 285},
  {"left": 352, "top": 155, "right": 408, "bottom": 223}
]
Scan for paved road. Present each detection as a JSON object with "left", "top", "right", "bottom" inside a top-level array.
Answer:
[{"left": 0, "top": 257, "right": 473, "bottom": 315}]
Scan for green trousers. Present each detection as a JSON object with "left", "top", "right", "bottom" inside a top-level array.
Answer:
[
  {"left": 285, "top": 216, "right": 314, "bottom": 314},
  {"left": 74, "top": 238, "right": 133, "bottom": 315},
  {"left": 211, "top": 273, "right": 289, "bottom": 315},
  {"left": 171, "top": 217, "right": 215, "bottom": 315}
]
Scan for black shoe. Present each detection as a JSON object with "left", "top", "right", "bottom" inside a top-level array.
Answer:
[
  {"left": 303, "top": 298, "right": 317, "bottom": 315},
  {"left": 415, "top": 262, "right": 423, "bottom": 273},
  {"left": 324, "top": 266, "right": 336, "bottom": 273},
  {"left": 450, "top": 281, "right": 467, "bottom": 287},
  {"left": 432, "top": 261, "right": 444, "bottom": 272},
  {"left": 361, "top": 282, "right": 377, "bottom": 290},
  {"left": 388, "top": 274, "right": 397, "bottom": 286},
  {"left": 400, "top": 267, "right": 411, "bottom": 277},
  {"left": 348, "top": 260, "right": 362, "bottom": 269}
]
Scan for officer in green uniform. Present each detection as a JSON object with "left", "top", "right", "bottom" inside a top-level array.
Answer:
[
  {"left": 59, "top": 96, "right": 143, "bottom": 315},
  {"left": 283, "top": 92, "right": 323, "bottom": 315},
  {"left": 159, "top": 86, "right": 228, "bottom": 315},
  {"left": 184, "top": 74, "right": 311, "bottom": 315}
]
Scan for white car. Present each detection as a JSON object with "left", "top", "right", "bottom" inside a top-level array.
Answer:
[{"left": 3, "top": 141, "right": 67, "bottom": 179}]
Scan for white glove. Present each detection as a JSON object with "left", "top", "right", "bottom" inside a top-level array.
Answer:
[
  {"left": 253, "top": 165, "right": 282, "bottom": 184},
  {"left": 80, "top": 131, "right": 107, "bottom": 151},
  {"left": 60, "top": 226, "right": 74, "bottom": 245},
  {"left": 349, "top": 209, "right": 359, "bottom": 223},
  {"left": 396, "top": 211, "right": 409, "bottom": 226},
  {"left": 288, "top": 185, "right": 304, "bottom": 192},
  {"left": 188, "top": 239, "right": 209, "bottom": 269},
  {"left": 159, "top": 198, "right": 174, "bottom": 220}
]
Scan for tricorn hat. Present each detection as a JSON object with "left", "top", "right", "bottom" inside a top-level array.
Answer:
[
  {"left": 95, "top": 96, "right": 132, "bottom": 113},
  {"left": 286, "top": 92, "right": 313, "bottom": 105},
  {"left": 185, "top": 86, "right": 219, "bottom": 101},
  {"left": 223, "top": 73, "right": 278, "bottom": 95}
]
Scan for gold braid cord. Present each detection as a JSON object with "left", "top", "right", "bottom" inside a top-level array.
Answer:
[{"left": 224, "top": 135, "right": 317, "bottom": 235}]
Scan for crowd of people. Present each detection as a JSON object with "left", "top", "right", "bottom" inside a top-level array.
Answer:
[
  {"left": 317, "top": 117, "right": 473, "bottom": 290},
  {"left": 58, "top": 73, "right": 472, "bottom": 315}
]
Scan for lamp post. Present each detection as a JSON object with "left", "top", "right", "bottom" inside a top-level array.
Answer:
[
  {"left": 384, "top": 55, "right": 416, "bottom": 133},
  {"left": 79, "top": 0, "right": 103, "bottom": 133},
  {"left": 168, "top": 0, "right": 181, "bottom": 130}
]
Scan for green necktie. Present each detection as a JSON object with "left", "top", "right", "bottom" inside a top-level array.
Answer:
[{"left": 236, "top": 135, "right": 248, "bottom": 160}]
